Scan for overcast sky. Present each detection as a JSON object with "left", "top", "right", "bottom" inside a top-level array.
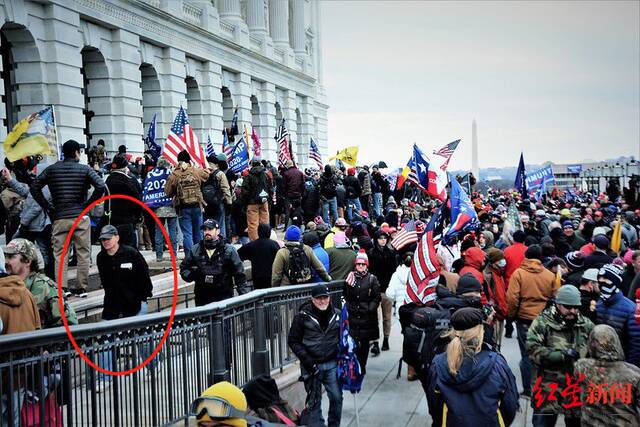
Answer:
[{"left": 321, "top": 1, "right": 640, "bottom": 171}]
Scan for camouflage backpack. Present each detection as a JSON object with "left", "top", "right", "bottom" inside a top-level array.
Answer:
[{"left": 176, "top": 170, "right": 202, "bottom": 206}]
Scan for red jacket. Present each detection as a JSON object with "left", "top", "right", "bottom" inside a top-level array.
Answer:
[
  {"left": 484, "top": 267, "right": 508, "bottom": 321},
  {"left": 460, "top": 247, "right": 488, "bottom": 304},
  {"left": 504, "top": 242, "right": 526, "bottom": 288}
]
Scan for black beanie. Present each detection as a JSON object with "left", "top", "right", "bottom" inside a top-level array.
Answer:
[
  {"left": 460, "top": 238, "right": 476, "bottom": 254},
  {"left": 450, "top": 307, "right": 483, "bottom": 330},
  {"left": 525, "top": 244, "right": 543, "bottom": 260},
  {"left": 177, "top": 150, "right": 191, "bottom": 163},
  {"left": 456, "top": 273, "right": 482, "bottom": 295}
]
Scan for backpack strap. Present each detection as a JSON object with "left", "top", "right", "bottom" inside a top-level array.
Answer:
[{"left": 270, "top": 406, "right": 297, "bottom": 426}]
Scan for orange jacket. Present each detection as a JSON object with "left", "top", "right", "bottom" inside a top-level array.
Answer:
[
  {"left": 0, "top": 275, "right": 41, "bottom": 334},
  {"left": 506, "top": 259, "right": 558, "bottom": 321}
]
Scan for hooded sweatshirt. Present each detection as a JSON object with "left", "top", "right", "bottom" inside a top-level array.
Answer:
[
  {"left": 0, "top": 274, "right": 41, "bottom": 334},
  {"left": 506, "top": 258, "right": 558, "bottom": 320},
  {"left": 427, "top": 349, "right": 519, "bottom": 427},
  {"left": 237, "top": 223, "right": 281, "bottom": 287},
  {"left": 575, "top": 325, "right": 640, "bottom": 427}
]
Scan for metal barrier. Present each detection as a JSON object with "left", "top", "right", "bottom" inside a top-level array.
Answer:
[{"left": 0, "top": 281, "right": 343, "bottom": 427}]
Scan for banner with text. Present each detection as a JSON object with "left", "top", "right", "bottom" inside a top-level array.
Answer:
[{"left": 525, "top": 165, "right": 555, "bottom": 193}]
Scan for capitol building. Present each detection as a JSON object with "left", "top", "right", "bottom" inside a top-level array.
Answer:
[{"left": 0, "top": 0, "right": 328, "bottom": 167}]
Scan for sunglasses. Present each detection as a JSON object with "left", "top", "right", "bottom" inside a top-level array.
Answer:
[{"left": 355, "top": 263, "right": 367, "bottom": 266}]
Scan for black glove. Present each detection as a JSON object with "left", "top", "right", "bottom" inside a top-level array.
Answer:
[
  {"left": 189, "top": 265, "right": 202, "bottom": 280},
  {"left": 562, "top": 348, "right": 580, "bottom": 361}
]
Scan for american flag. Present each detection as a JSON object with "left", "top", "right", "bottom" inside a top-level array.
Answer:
[
  {"left": 405, "top": 229, "right": 441, "bottom": 305},
  {"left": 391, "top": 220, "right": 419, "bottom": 250},
  {"left": 206, "top": 134, "right": 215, "bottom": 158},
  {"left": 275, "top": 118, "right": 291, "bottom": 167},
  {"left": 222, "top": 129, "right": 233, "bottom": 161},
  {"left": 251, "top": 126, "right": 261, "bottom": 157},
  {"left": 309, "top": 137, "right": 322, "bottom": 169},
  {"left": 162, "top": 106, "right": 206, "bottom": 168},
  {"left": 433, "top": 139, "right": 460, "bottom": 171}
]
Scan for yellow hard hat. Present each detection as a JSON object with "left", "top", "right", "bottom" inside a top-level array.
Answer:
[{"left": 191, "top": 382, "right": 247, "bottom": 427}]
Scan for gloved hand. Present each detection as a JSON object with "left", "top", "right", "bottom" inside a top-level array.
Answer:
[
  {"left": 562, "top": 348, "right": 580, "bottom": 361},
  {"left": 309, "top": 364, "right": 320, "bottom": 377}
]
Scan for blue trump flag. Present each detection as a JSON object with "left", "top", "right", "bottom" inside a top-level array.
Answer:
[
  {"left": 142, "top": 167, "right": 172, "bottom": 209},
  {"left": 514, "top": 152, "right": 527, "bottom": 198},
  {"left": 145, "top": 113, "right": 161, "bottom": 161},
  {"left": 413, "top": 144, "right": 431, "bottom": 190},
  {"left": 337, "top": 303, "right": 363, "bottom": 393},
  {"left": 444, "top": 176, "right": 479, "bottom": 243},
  {"left": 228, "top": 136, "right": 249, "bottom": 173},
  {"left": 230, "top": 108, "right": 239, "bottom": 136}
]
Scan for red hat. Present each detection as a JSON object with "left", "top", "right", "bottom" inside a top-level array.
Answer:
[{"left": 347, "top": 167, "right": 356, "bottom": 176}]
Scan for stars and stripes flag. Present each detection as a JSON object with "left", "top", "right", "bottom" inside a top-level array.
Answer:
[
  {"left": 251, "top": 126, "right": 262, "bottom": 157},
  {"left": 309, "top": 137, "right": 323, "bottom": 169},
  {"left": 432, "top": 139, "right": 461, "bottom": 171},
  {"left": 162, "top": 106, "right": 206, "bottom": 168},
  {"left": 275, "top": 118, "right": 291, "bottom": 167},
  {"left": 391, "top": 220, "right": 419, "bottom": 250},
  {"left": 444, "top": 177, "right": 480, "bottom": 243},
  {"left": 206, "top": 134, "right": 216, "bottom": 158},
  {"left": 222, "top": 129, "right": 233, "bottom": 161},
  {"left": 405, "top": 229, "right": 441, "bottom": 305}
]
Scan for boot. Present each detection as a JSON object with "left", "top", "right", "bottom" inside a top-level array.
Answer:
[
  {"left": 370, "top": 341, "right": 380, "bottom": 357},
  {"left": 381, "top": 337, "right": 390, "bottom": 351},
  {"left": 407, "top": 365, "right": 418, "bottom": 381}
]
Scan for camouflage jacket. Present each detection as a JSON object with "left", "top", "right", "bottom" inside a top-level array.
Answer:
[
  {"left": 526, "top": 305, "right": 594, "bottom": 415},
  {"left": 24, "top": 272, "right": 78, "bottom": 328},
  {"left": 575, "top": 325, "right": 640, "bottom": 427}
]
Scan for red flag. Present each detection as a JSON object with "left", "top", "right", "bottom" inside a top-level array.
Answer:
[{"left": 251, "top": 127, "right": 261, "bottom": 157}]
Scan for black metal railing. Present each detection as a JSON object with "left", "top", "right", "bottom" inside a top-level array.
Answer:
[{"left": 0, "top": 281, "right": 343, "bottom": 427}]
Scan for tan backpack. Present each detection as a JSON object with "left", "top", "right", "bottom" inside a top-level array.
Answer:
[{"left": 176, "top": 170, "right": 202, "bottom": 206}]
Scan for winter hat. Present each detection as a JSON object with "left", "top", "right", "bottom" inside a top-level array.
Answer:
[
  {"left": 192, "top": 381, "right": 247, "bottom": 427},
  {"left": 562, "top": 220, "right": 574, "bottom": 230},
  {"left": 355, "top": 249, "right": 369, "bottom": 266},
  {"left": 450, "top": 307, "right": 483, "bottom": 331},
  {"left": 284, "top": 225, "right": 302, "bottom": 242},
  {"left": 347, "top": 167, "right": 356, "bottom": 176},
  {"left": 333, "top": 231, "right": 348, "bottom": 247},
  {"left": 565, "top": 251, "right": 584, "bottom": 269},
  {"left": 592, "top": 227, "right": 608, "bottom": 237},
  {"left": 593, "top": 234, "right": 610, "bottom": 250},
  {"left": 456, "top": 273, "right": 482, "bottom": 295},
  {"left": 111, "top": 153, "right": 129, "bottom": 169},
  {"left": 460, "top": 238, "right": 477, "bottom": 254},
  {"left": 582, "top": 268, "right": 599, "bottom": 282},
  {"left": 177, "top": 150, "right": 191, "bottom": 163},
  {"left": 486, "top": 248, "right": 505, "bottom": 264},
  {"left": 302, "top": 232, "right": 320, "bottom": 247},
  {"left": 555, "top": 285, "right": 581, "bottom": 307},
  {"left": 598, "top": 264, "right": 624, "bottom": 300}
]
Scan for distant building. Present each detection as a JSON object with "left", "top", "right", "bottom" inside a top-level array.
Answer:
[{"left": 550, "top": 158, "right": 639, "bottom": 192}]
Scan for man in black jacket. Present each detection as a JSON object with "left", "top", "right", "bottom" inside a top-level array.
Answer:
[
  {"left": 241, "top": 157, "right": 272, "bottom": 241},
  {"left": 105, "top": 153, "right": 142, "bottom": 247},
  {"left": 237, "top": 223, "right": 280, "bottom": 289},
  {"left": 282, "top": 160, "right": 304, "bottom": 227},
  {"left": 180, "top": 219, "right": 250, "bottom": 305},
  {"left": 288, "top": 284, "right": 342, "bottom": 427},
  {"left": 96, "top": 225, "right": 153, "bottom": 320},
  {"left": 31, "top": 139, "right": 106, "bottom": 297}
]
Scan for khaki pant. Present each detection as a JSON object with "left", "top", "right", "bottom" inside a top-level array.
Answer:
[
  {"left": 493, "top": 319, "right": 504, "bottom": 351},
  {"left": 380, "top": 292, "right": 393, "bottom": 338},
  {"left": 246, "top": 202, "right": 269, "bottom": 241},
  {"left": 52, "top": 217, "right": 91, "bottom": 291}
]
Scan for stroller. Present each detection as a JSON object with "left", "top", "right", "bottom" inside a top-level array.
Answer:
[{"left": 243, "top": 375, "right": 300, "bottom": 426}]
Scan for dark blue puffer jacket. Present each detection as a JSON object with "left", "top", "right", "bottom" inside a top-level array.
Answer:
[
  {"left": 596, "top": 291, "right": 640, "bottom": 366},
  {"left": 427, "top": 349, "right": 519, "bottom": 427}
]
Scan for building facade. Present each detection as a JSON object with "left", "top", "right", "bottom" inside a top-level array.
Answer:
[{"left": 0, "top": 0, "right": 328, "bottom": 167}]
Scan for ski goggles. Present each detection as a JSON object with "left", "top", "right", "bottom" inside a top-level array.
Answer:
[{"left": 190, "top": 396, "right": 246, "bottom": 421}]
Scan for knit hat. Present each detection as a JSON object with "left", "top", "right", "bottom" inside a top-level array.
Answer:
[
  {"left": 333, "top": 231, "right": 348, "bottom": 247},
  {"left": 347, "top": 167, "right": 356, "bottom": 176},
  {"left": 598, "top": 264, "right": 623, "bottom": 300},
  {"left": 456, "top": 273, "right": 482, "bottom": 295},
  {"left": 177, "top": 150, "right": 191, "bottom": 163},
  {"left": 592, "top": 227, "right": 608, "bottom": 237},
  {"left": 485, "top": 248, "right": 504, "bottom": 264},
  {"left": 593, "top": 234, "right": 610, "bottom": 250},
  {"left": 450, "top": 308, "right": 483, "bottom": 330},
  {"left": 284, "top": 225, "right": 302, "bottom": 242},
  {"left": 302, "top": 232, "right": 320, "bottom": 247},
  {"left": 335, "top": 218, "right": 348, "bottom": 228},
  {"left": 582, "top": 268, "right": 599, "bottom": 282},
  {"left": 562, "top": 220, "right": 574, "bottom": 229},
  {"left": 111, "top": 153, "right": 129, "bottom": 169},
  {"left": 556, "top": 285, "right": 581, "bottom": 307},
  {"left": 355, "top": 249, "right": 368, "bottom": 266},
  {"left": 565, "top": 251, "right": 584, "bottom": 269},
  {"left": 191, "top": 381, "right": 247, "bottom": 427}
]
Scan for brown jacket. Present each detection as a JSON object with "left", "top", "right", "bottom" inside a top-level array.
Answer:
[
  {"left": 272, "top": 242, "right": 331, "bottom": 286},
  {"left": 164, "top": 162, "right": 209, "bottom": 208},
  {"left": 506, "top": 258, "right": 558, "bottom": 321},
  {"left": 0, "top": 275, "right": 41, "bottom": 334}
]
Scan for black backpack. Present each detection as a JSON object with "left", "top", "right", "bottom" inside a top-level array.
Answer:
[
  {"left": 251, "top": 172, "right": 271, "bottom": 204},
  {"left": 399, "top": 303, "right": 451, "bottom": 373},
  {"left": 201, "top": 169, "right": 222, "bottom": 207},
  {"left": 285, "top": 243, "right": 312, "bottom": 284}
]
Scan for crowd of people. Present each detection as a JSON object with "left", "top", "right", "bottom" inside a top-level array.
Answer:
[{"left": 1, "top": 139, "right": 640, "bottom": 426}]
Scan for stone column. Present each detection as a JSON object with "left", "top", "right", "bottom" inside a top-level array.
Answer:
[
  {"left": 218, "top": 0, "right": 242, "bottom": 20},
  {"left": 198, "top": 61, "right": 224, "bottom": 151},
  {"left": 269, "top": 0, "right": 289, "bottom": 49},
  {"left": 108, "top": 29, "right": 144, "bottom": 154},
  {"left": 156, "top": 47, "right": 187, "bottom": 148},
  {"left": 290, "top": 0, "right": 306, "bottom": 56},
  {"left": 313, "top": 0, "right": 323, "bottom": 84},
  {"left": 281, "top": 89, "right": 297, "bottom": 161},
  {"left": 246, "top": 0, "right": 267, "bottom": 36},
  {"left": 314, "top": 100, "right": 329, "bottom": 159},
  {"left": 258, "top": 82, "right": 277, "bottom": 163},
  {"left": 298, "top": 96, "right": 314, "bottom": 168},
  {"left": 230, "top": 72, "right": 253, "bottom": 143}
]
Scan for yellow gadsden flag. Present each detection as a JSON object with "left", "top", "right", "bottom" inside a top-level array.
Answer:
[
  {"left": 3, "top": 106, "right": 55, "bottom": 162},
  {"left": 610, "top": 220, "right": 622, "bottom": 254},
  {"left": 329, "top": 146, "right": 359, "bottom": 167}
]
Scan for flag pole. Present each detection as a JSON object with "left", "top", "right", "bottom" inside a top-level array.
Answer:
[{"left": 51, "top": 104, "right": 60, "bottom": 161}]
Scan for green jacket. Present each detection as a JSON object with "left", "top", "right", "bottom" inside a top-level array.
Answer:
[
  {"left": 326, "top": 246, "right": 357, "bottom": 281},
  {"left": 24, "top": 272, "right": 78, "bottom": 328},
  {"left": 271, "top": 241, "right": 331, "bottom": 286},
  {"left": 527, "top": 305, "right": 594, "bottom": 416}
]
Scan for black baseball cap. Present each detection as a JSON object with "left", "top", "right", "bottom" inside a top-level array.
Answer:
[
  {"left": 311, "top": 284, "right": 330, "bottom": 298},
  {"left": 201, "top": 219, "right": 220, "bottom": 230}
]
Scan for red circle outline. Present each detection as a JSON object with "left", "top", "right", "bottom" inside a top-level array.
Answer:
[{"left": 57, "top": 194, "right": 178, "bottom": 376}]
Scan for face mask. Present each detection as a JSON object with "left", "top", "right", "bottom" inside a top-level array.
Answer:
[{"left": 497, "top": 259, "right": 507, "bottom": 268}]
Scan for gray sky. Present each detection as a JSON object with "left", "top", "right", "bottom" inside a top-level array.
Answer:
[{"left": 321, "top": 1, "right": 640, "bottom": 171}]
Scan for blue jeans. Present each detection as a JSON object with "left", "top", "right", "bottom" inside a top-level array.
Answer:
[
  {"left": 372, "top": 192, "right": 383, "bottom": 218},
  {"left": 322, "top": 197, "right": 339, "bottom": 225},
  {"left": 302, "top": 360, "right": 343, "bottom": 427},
  {"left": 346, "top": 198, "right": 362, "bottom": 222},
  {"left": 179, "top": 206, "right": 202, "bottom": 253},
  {"left": 516, "top": 320, "right": 533, "bottom": 395},
  {"left": 155, "top": 216, "right": 178, "bottom": 260},
  {"left": 214, "top": 208, "right": 226, "bottom": 239}
]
